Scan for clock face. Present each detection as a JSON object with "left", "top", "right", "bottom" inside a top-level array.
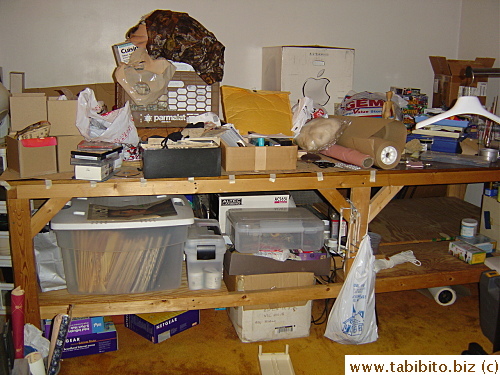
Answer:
[{"left": 302, "top": 69, "right": 330, "bottom": 106}]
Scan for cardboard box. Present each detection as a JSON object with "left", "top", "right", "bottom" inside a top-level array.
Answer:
[
  {"left": 116, "top": 69, "right": 220, "bottom": 128},
  {"left": 24, "top": 83, "right": 116, "bottom": 113},
  {"left": 223, "top": 249, "right": 331, "bottom": 276},
  {"left": 112, "top": 41, "right": 140, "bottom": 65},
  {"left": 221, "top": 140, "right": 297, "bottom": 172},
  {"left": 43, "top": 316, "right": 106, "bottom": 339},
  {"left": 210, "top": 192, "right": 295, "bottom": 234},
  {"left": 262, "top": 46, "right": 355, "bottom": 114},
  {"left": 47, "top": 98, "right": 81, "bottom": 136},
  {"left": 125, "top": 310, "right": 200, "bottom": 344},
  {"left": 9, "top": 93, "right": 47, "bottom": 132},
  {"left": 448, "top": 240, "right": 486, "bottom": 264},
  {"left": 481, "top": 195, "right": 500, "bottom": 242},
  {"left": 225, "top": 272, "right": 314, "bottom": 342},
  {"left": 9, "top": 72, "right": 25, "bottom": 94},
  {"left": 429, "top": 56, "right": 495, "bottom": 108},
  {"left": 57, "top": 135, "right": 85, "bottom": 173},
  {"left": 61, "top": 321, "right": 117, "bottom": 359},
  {"left": 142, "top": 146, "right": 221, "bottom": 178},
  {"left": 5, "top": 134, "right": 57, "bottom": 178}
]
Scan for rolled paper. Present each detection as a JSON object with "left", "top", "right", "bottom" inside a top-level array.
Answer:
[
  {"left": 321, "top": 144, "right": 374, "bottom": 168},
  {"left": 11, "top": 286, "right": 25, "bottom": 359},
  {"left": 26, "top": 351, "right": 45, "bottom": 375}
]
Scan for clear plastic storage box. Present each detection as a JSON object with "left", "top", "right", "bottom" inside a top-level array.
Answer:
[
  {"left": 226, "top": 208, "right": 325, "bottom": 253},
  {"left": 50, "top": 195, "right": 194, "bottom": 294},
  {"left": 184, "top": 219, "right": 226, "bottom": 290}
]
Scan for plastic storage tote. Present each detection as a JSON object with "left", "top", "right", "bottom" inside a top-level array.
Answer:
[
  {"left": 226, "top": 207, "right": 324, "bottom": 253},
  {"left": 50, "top": 195, "right": 194, "bottom": 294},
  {"left": 184, "top": 219, "right": 226, "bottom": 290}
]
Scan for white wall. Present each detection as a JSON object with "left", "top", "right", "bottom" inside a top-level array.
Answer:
[{"left": 0, "top": 0, "right": 498, "bottom": 110}]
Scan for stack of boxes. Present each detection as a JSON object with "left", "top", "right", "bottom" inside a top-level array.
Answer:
[{"left": 223, "top": 206, "right": 328, "bottom": 342}]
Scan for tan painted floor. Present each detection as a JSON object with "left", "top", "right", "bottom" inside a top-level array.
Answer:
[{"left": 58, "top": 285, "right": 493, "bottom": 375}]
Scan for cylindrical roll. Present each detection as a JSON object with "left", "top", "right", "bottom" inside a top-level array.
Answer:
[
  {"left": 26, "top": 351, "right": 46, "bottom": 375},
  {"left": 369, "top": 138, "right": 400, "bottom": 169},
  {"left": 427, "top": 286, "right": 457, "bottom": 306},
  {"left": 320, "top": 144, "right": 374, "bottom": 168}
]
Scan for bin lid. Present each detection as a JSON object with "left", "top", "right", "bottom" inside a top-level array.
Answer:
[{"left": 50, "top": 195, "right": 194, "bottom": 230}]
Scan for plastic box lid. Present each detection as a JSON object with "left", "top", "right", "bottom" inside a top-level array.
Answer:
[{"left": 51, "top": 195, "right": 194, "bottom": 230}]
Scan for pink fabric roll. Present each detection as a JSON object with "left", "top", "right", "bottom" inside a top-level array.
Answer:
[
  {"left": 321, "top": 144, "right": 374, "bottom": 168},
  {"left": 11, "top": 286, "right": 25, "bottom": 359}
]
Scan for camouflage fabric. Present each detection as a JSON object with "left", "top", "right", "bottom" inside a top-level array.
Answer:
[{"left": 143, "top": 10, "right": 225, "bottom": 85}]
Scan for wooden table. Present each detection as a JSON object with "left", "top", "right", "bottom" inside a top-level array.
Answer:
[{"left": 2, "top": 160, "right": 499, "bottom": 326}]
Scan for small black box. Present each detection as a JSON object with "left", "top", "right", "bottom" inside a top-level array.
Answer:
[{"left": 142, "top": 147, "right": 221, "bottom": 178}]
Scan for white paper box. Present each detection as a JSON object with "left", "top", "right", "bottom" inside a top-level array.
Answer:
[{"left": 262, "top": 46, "right": 355, "bottom": 114}]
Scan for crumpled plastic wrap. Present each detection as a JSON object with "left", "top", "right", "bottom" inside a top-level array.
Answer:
[{"left": 294, "top": 117, "right": 350, "bottom": 152}]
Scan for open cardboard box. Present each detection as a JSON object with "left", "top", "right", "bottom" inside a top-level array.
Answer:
[{"left": 429, "top": 56, "right": 495, "bottom": 108}]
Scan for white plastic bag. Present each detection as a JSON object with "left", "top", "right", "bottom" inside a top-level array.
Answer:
[
  {"left": 324, "top": 234, "right": 378, "bottom": 344},
  {"left": 76, "top": 88, "right": 139, "bottom": 145}
]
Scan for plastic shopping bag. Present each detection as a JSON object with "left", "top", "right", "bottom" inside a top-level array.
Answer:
[
  {"left": 324, "top": 234, "right": 378, "bottom": 344},
  {"left": 76, "top": 88, "right": 139, "bottom": 145}
]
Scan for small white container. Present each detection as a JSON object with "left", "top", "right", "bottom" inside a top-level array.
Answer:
[
  {"left": 184, "top": 219, "right": 226, "bottom": 290},
  {"left": 460, "top": 218, "right": 478, "bottom": 238}
]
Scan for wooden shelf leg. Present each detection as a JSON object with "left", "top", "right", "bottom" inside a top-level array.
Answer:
[{"left": 7, "top": 197, "right": 42, "bottom": 327}]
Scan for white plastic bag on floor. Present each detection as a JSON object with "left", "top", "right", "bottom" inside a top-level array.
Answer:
[{"left": 324, "top": 234, "right": 378, "bottom": 344}]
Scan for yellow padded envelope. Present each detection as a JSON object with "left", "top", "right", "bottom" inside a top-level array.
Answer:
[{"left": 220, "top": 86, "right": 294, "bottom": 136}]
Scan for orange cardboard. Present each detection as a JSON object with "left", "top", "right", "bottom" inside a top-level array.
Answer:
[{"left": 56, "top": 135, "right": 85, "bottom": 173}]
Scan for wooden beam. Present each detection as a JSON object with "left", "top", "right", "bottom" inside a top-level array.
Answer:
[
  {"left": 368, "top": 185, "right": 404, "bottom": 223},
  {"left": 31, "top": 198, "right": 71, "bottom": 238},
  {"left": 7, "top": 198, "right": 41, "bottom": 325}
]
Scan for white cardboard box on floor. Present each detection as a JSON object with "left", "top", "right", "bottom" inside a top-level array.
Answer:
[{"left": 226, "top": 272, "right": 314, "bottom": 343}]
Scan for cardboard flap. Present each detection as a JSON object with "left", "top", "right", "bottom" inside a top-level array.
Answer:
[
  {"left": 429, "top": 56, "right": 450, "bottom": 75},
  {"left": 228, "top": 272, "right": 315, "bottom": 311}
]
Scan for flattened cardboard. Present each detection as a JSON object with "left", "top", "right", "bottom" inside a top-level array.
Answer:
[
  {"left": 9, "top": 93, "right": 47, "bottom": 132},
  {"left": 223, "top": 249, "right": 331, "bottom": 277},
  {"left": 57, "top": 135, "right": 85, "bottom": 173},
  {"left": 6, "top": 134, "right": 57, "bottom": 178},
  {"left": 221, "top": 140, "right": 297, "bottom": 172},
  {"left": 47, "top": 98, "right": 81, "bottom": 136},
  {"left": 223, "top": 271, "right": 314, "bottom": 310}
]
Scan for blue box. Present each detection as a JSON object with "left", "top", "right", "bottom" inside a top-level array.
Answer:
[
  {"left": 406, "top": 133, "right": 460, "bottom": 153},
  {"left": 43, "top": 316, "right": 105, "bottom": 339},
  {"left": 61, "top": 321, "right": 117, "bottom": 359},
  {"left": 124, "top": 310, "right": 199, "bottom": 344}
]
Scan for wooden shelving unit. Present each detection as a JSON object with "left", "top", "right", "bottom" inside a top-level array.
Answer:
[{"left": 2, "top": 161, "right": 499, "bottom": 326}]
